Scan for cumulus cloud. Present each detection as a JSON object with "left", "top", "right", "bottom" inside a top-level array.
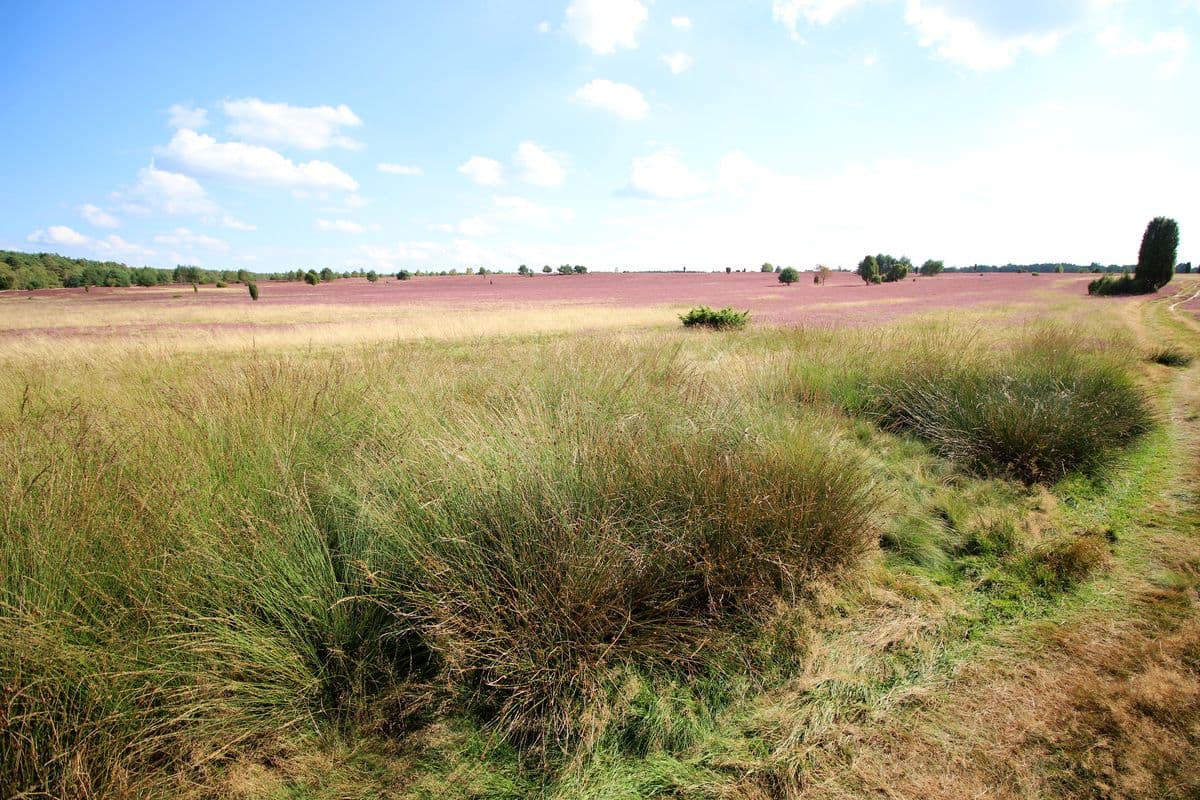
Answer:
[
  {"left": 459, "top": 155, "right": 505, "bottom": 186},
  {"left": 222, "top": 98, "right": 363, "bottom": 149},
  {"left": 536, "top": 20, "right": 551, "bottom": 33},
  {"left": 27, "top": 226, "right": 156, "bottom": 259},
  {"left": 904, "top": 0, "right": 1061, "bottom": 69},
  {"left": 153, "top": 227, "right": 229, "bottom": 251},
  {"left": 27, "top": 225, "right": 89, "bottom": 246},
  {"left": 564, "top": 0, "right": 648, "bottom": 54},
  {"left": 167, "top": 103, "right": 208, "bottom": 129},
  {"left": 123, "top": 165, "right": 220, "bottom": 216},
  {"left": 492, "top": 195, "right": 575, "bottom": 226},
  {"left": 158, "top": 129, "right": 359, "bottom": 191},
  {"left": 661, "top": 52, "right": 694, "bottom": 74},
  {"left": 575, "top": 79, "right": 649, "bottom": 120},
  {"left": 80, "top": 203, "right": 120, "bottom": 228},
  {"left": 378, "top": 162, "right": 423, "bottom": 175},
  {"left": 671, "top": 16, "right": 693, "bottom": 31},
  {"left": 1097, "top": 25, "right": 1188, "bottom": 75},
  {"left": 772, "top": 0, "right": 861, "bottom": 37},
  {"left": 315, "top": 219, "right": 380, "bottom": 234},
  {"left": 514, "top": 141, "right": 567, "bottom": 187},
  {"left": 629, "top": 149, "right": 707, "bottom": 199}
]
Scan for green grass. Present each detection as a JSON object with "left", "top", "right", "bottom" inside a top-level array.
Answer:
[{"left": 0, "top": 309, "right": 1177, "bottom": 799}]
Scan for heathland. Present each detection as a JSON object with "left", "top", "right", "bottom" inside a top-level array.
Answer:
[{"left": 3, "top": 268, "right": 1200, "bottom": 799}]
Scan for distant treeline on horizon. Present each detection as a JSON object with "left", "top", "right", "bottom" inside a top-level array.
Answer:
[{"left": 0, "top": 249, "right": 1169, "bottom": 291}]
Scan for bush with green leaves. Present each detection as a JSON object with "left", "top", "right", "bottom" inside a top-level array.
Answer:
[
  {"left": 366, "top": 270, "right": 379, "bottom": 283},
  {"left": 857, "top": 255, "right": 880, "bottom": 284},
  {"left": 304, "top": 270, "right": 320, "bottom": 286},
  {"left": 247, "top": 282, "right": 259, "bottom": 301},
  {"left": 919, "top": 259, "right": 944, "bottom": 276},
  {"left": 396, "top": 270, "right": 411, "bottom": 281},
  {"left": 778, "top": 267, "right": 799, "bottom": 285},
  {"left": 679, "top": 306, "right": 750, "bottom": 330}
]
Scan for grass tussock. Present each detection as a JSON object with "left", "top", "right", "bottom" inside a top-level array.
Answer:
[
  {"left": 1148, "top": 346, "right": 1194, "bottom": 368},
  {"left": 860, "top": 329, "right": 1152, "bottom": 483}
]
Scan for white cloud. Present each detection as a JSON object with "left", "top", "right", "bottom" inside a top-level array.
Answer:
[
  {"left": 1097, "top": 25, "right": 1188, "bottom": 75},
  {"left": 492, "top": 195, "right": 576, "bottom": 226},
  {"left": 158, "top": 129, "right": 359, "bottom": 191},
  {"left": 514, "top": 141, "right": 567, "bottom": 187},
  {"left": 27, "top": 225, "right": 89, "bottom": 246},
  {"left": 222, "top": 98, "right": 363, "bottom": 150},
  {"left": 575, "top": 79, "right": 649, "bottom": 120},
  {"left": 378, "top": 162, "right": 423, "bottom": 175},
  {"left": 80, "top": 203, "right": 119, "bottom": 228},
  {"left": 661, "top": 52, "right": 694, "bottom": 74},
  {"left": 459, "top": 155, "right": 505, "bottom": 186},
  {"left": 27, "top": 226, "right": 156, "bottom": 260},
  {"left": 167, "top": 103, "right": 208, "bottom": 129},
  {"left": 772, "top": 0, "right": 860, "bottom": 37},
  {"left": 904, "top": 0, "right": 1062, "bottom": 70},
  {"left": 124, "top": 165, "right": 220, "bottom": 216},
  {"left": 863, "top": 53, "right": 879, "bottom": 67},
  {"left": 315, "top": 219, "right": 380, "bottom": 234},
  {"left": 629, "top": 149, "right": 707, "bottom": 199},
  {"left": 536, "top": 20, "right": 551, "bottom": 33},
  {"left": 221, "top": 215, "right": 257, "bottom": 231},
  {"left": 456, "top": 217, "right": 499, "bottom": 237},
  {"left": 671, "top": 16, "right": 693, "bottom": 31},
  {"left": 153, "top": 227, "right": 229, "bottom": 251},
  {"left": 564, "top": 0, "right": 647, "bottom": 54}
]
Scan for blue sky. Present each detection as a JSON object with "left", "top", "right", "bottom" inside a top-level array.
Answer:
[{"left": 2, "top": 0, "right": 1196, "bottom": 272}]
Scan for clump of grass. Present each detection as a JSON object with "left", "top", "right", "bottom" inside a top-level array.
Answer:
[
  {"left": 680, "top": 306, "right": 749, "bottom": 330},
  {"left": 1149, "top": 346, "right": 1193, "bottom": 368},
  {"left": 864, "top": 331, "right": 1152, "bottom": 483},
  {"left": 369, "top": 399, "right": 876, "bottom": 756}
]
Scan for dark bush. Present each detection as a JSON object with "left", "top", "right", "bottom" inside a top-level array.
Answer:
[
  {"left": 1135, "top": 216, "right": 1179, "bottom": 291},
  {"left": 679, "top": 306, "right": 749, "bottom": 330},
  {"left": 396, "top": 270, "right": 411, "bottom": 281},
  {"left": 1148, "top": 347, "right": 1193, "bottom": 368},
  {"left": 778, "top": 267, "right": 799, "bottom": 285},
  {"left": 248, "top": 282, "right": 259, "bottom": 301}
]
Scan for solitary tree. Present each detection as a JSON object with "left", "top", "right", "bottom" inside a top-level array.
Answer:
[
  {"left": 778, "top": 266, "right": 799, "bottom": 285},
  {"left": 857, "top": 255, "right": 880, "bottom": 284},
  {"left": 366, "top": 270, "right": 379, "bottom": 282},
  {"left": 304, "top": 270, "right": 320, "bottom": 286},
  {"left": 919, "top": 259, "right": 944, "bottom": 276},
  {"left": 817, "top": 264, "right": 832, "bottom": 284},
  {"left": 247, "top": 282, "right": 259, "bottom": 301},
  {"left": 1135, "top": 216, "right": 1179, "bottom": 291},
  {"left": 542, "top": 265, "right": 552, "bottom": 273},
  {"left": 761, "top": 262, "right": 774, "bottom": 273}
]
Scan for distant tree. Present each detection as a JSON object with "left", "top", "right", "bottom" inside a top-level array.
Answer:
[
  {"left": 1135, "top": 217, "right": 1179, "bottom": 291},
  {"left": 919, "top": 259, "right": 944, "bottom": 277},
  {"left": 778, "top": 266, "right": 800, "bottom": 285},
  {"left": 857, "top": 255, "right": 880, "bottom": 284},
  {"left": 518, "top": 264, "right": 530, "bottom": 275},
  {"left": 761, "top": 262, "right": 774, "bottom": 273},
  {"left": 1055, "top": 264, "right": 1065, "bottom": 273},
  {"left": 572, "top": 265, "right": 587, "bottom": 274},
  {"left": 319, "top": 267, "right": 335, "bottom": 281},
  {"left": 248, "top": 282, "right": 259, "bottom": 301},
  {"left": 725, "top": 266, "right": 732, "bottom": 274},
  {"left": 236, "top": 269, "right": 250, "bottom": 283},
  {"left": 304, "top": 270, "right": 320, "bottom": 286},
  {"left": 366, "top": 270, "right": 379, "bottom": 282},
  {"left": 1178, "top": 262, "right": 1193, "bottom": 274},
  {"left": 557, "top": 264, "right": 574, "bottom": 274},
  {"left": 477, "top": 266, "right": 488, "bottom": 276},
  {"left": 817, "top": 264, "right": 832, "bottom": 284},
  {"left": 396, "top": 269, "right": 412, "bottom": 280}
]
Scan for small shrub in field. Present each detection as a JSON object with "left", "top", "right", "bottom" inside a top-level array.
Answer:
[
  {"left": 396, "top": 270, "right": 412, "bottom": 281},
  {"left": 679, "top": 306, "right": 749, "bottom": 330},
  {"left": 864, "top": 333, "right": 1152, "bottom": 483},
  {"left": 304, "top": 271, "right": 320, "bottom": 286},
  {"left": 247, "top": 282, "right": 259, "bottom": 301},
  {"left": 1149, "top": 347, "right": 1193, "bottom": 367},
  {"left": 1088, "top": 273, "right": 1143, "bottom": 296},
  {"left": 215, "top": 281, "right": 228, "bottom": 288},
  {"left": 366, "top": 270, "right": 379, "bottom": 283},
  {"left": 778, "top": 267, "right": 799, "bottom": 285}
]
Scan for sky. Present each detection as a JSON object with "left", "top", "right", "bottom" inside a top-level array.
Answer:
[{"left": 1, "top": 0, "right": 1197, "bottom": 273}]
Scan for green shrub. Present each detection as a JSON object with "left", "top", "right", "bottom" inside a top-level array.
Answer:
[
  {"left": 1088, "top": 274, "right": 1144, "bottom": 296},
  {"left": 304, "top": 270, "right": 320, "bottom": 286},
  {"left": 215, "top": 281, "right": 228, "bottom": 288},
  {"left": 864, "top": 332, "right": 1152, "bottom": 483},
  {"left": 679, "top": 306, "right": 749, "bottom": 330},
  {"left": 396, "top": 270, "right": 412, "bottom": 281},
  {"left": 248, "top": 282, "right": 259, "bottom": 301},
  {"left": 1135, "top": 216, "right": 1179, "bottom": 291},
  {"left": 778, "top": 267, "right": 799, "bottom": 285},
  {"left": 366, "top": 270, "right": 379, "bottom": 282}
]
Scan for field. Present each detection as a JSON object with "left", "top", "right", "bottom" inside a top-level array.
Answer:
[{"left": 3, "top": 272, "right": 1200, "bottom": 800}]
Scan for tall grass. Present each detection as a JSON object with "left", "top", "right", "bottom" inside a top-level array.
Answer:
[{"left": 0, "top": 314, "right": 1155, "bottom": 795}]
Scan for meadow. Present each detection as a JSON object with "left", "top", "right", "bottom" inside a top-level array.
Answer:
[{"left": 2, "top": 272, "right": 1199, "bottom": 799}]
